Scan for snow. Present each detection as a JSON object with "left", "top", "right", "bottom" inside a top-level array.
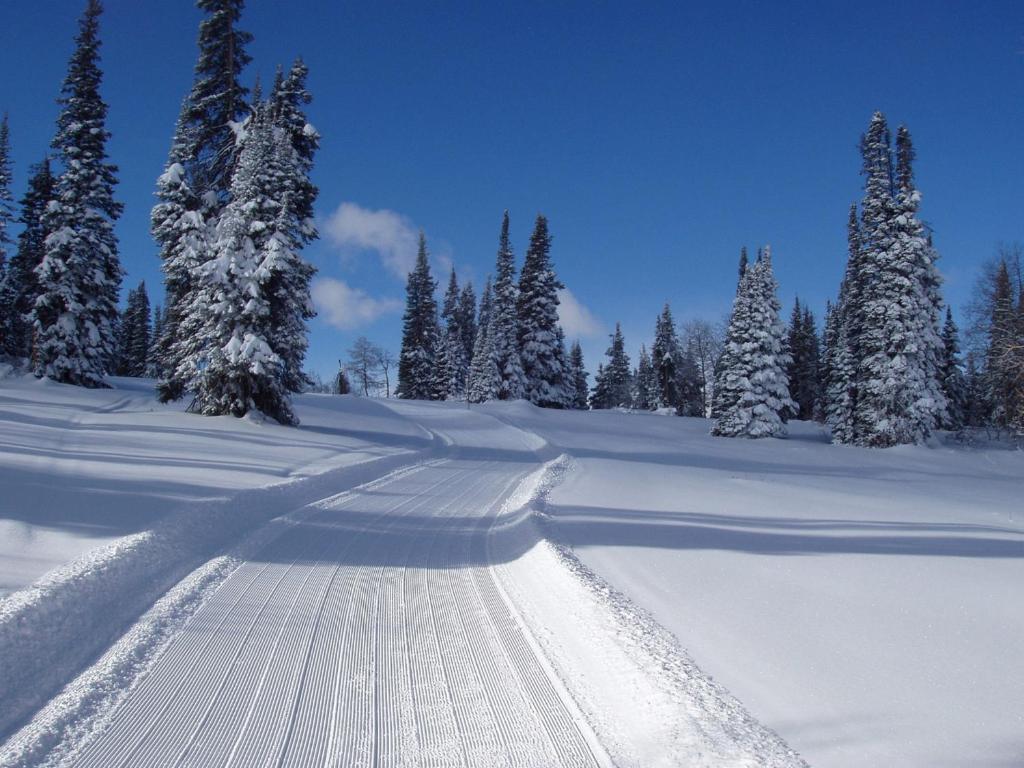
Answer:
[
  {"left": 484, "top": 404, "right": 1024, "bottom": 767},
  {"left": 0, "top": 375, "right": 430, "bottom": 596},
  {"left": 1, "top": 381, "right": 1020, "bottom": 766}
]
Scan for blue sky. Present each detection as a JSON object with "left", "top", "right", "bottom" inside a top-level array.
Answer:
[{"left": 2, "top": 0, "right": 1023, "bottom": 379}]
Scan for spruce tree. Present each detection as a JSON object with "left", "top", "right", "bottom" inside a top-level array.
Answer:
[
  {"left": 116, "top": 282, "right": 151, "bottom": 376},
  {"left": 436, "top": 268, "right": 468, "bottom": 399},
  {"left": 599, "top": 323, "right": 632, "bottom": 408},
  {"left": 397, "top": 232, "right": 439, "bottom": 400},
  {"left": 148, "top": 304, "right": 164, "bottom": 376},
  {"left": 712, "top": 249, "right": 795, "bottom": 438},
  {"left": 517, "top": 214, "right": 566, "bottom": 407},
  {"left": 652, "top": 303, "right": 681, "bottom": 409},
  {"left": 458, "top": 280, "right": 477, "bottom": 364},
  {"left": 786, "top": 298, "right": 822, "bottom": 421},
  {"left": 490, "top": 211, "right": 526, "bottom": 400},
  {"left": 589, "top": 363, "right": 609, "bottom": 410},
  {"left": 737, "top": 245, "right": 748, "bottom": 286},
  {"left": 2, "top": 160, "right": 54, "bottom": 359},
  {"left": 33, "top": 0, "right": 123, "bottom": 388},
  {"left": 985, "top": 260, "right": 1020, "bottom": 429},
  {"left": 633, "top": 344, "right": 657, "bottom": 410},
  {"left": 467, "top": 279, "right": 499, "bottom": 403},
  {"left": 175, "top": 105, "right": 313, "bottom": 424},
  {"left": 853, "top": 117, "right": 945, "bottom": 446},
  {"left": 270, "top": 57, "right": 318, "bottom": 241},
  {"left": 939, "top": 307, "right": 966, "bottom": 430},
  {"left": 155, "top": 0, "right": 252, "bottom": 400},
  {"left": 825, "top": 205, "right": 862, "bottom": 442},
  {"left": 568, "top": 340, "right": 589, "bottom": 410},
  {"left": 0, "top": 115, "right": 17, "bottom": 356}
]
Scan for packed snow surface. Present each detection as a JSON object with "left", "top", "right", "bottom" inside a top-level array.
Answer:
[{"left": 1, "top": 378, "right": 1021, "bottom": 766}]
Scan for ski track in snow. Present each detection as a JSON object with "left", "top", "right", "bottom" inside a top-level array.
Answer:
[{"left": 61, "top": 459, "right": 605, "bottom": 768}]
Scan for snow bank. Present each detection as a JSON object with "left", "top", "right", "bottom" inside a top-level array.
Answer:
[
  {"left": 488, "top": 454, "right": 805, "bottom": 767},
  {"left": 487, "top": 404, "right": 1024, "bottom": 767}
]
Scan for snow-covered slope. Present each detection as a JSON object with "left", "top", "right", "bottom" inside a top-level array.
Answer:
[
  {"left": 0, "top": 375, "right": 432, "bottom": 595},
  {"left": 2, "top": 381, "right": 1019, "bottom": 767},
  {"left": 484, "top": 403, "right": 1024, "bottom": 767}
]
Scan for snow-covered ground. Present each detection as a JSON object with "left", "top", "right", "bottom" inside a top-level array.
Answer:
[
  {"left": 485, "top": 403, "right": 1024, "bottom": 767},
  {"left": 1, "top": 378, "right": 1021, "bottom": 766},
  {"left": 0, "top": 375, "right": 432, "bottom": 595}
]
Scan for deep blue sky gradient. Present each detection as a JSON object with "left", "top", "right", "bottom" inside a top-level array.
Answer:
[{"left": 2, "top": 0, "right": 1022, "bottom": 378}]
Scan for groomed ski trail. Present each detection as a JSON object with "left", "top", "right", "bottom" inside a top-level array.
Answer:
[{"left": 69, "top": 458, "right": 608, "bottom": 768}]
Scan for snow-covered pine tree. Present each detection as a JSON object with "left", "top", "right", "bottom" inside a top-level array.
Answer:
[
  {"left": 435, "top": 268, "right": 468, "bottom": 399},
  {"left": 737, "top": 246, "right": 748, "bottom": 287},
  {"left": 600, "top": 323, "right": 632, "bottom": 409},
  {"left": 985, "top": 260, "right": 1021, "bottom": 430},
  {"left": 397, "top": 232, "right": 439, "bottom": 400},
  {"left": 825, "top": 205, "right": 862, "bottom": 442},
  {"left": 466, "top": 278, "right": 498, "bottom": 403},
  {"left": 633, "top": 344, "right": 657, "bottom": 410},
  {"left": 675, "top": 345, "right": 704, "bottom": 416},
  {"left": 153, "top": 104, "right": 208, "bottom": 400},
  {"left": 0, "top": 115, "right": 17, "bottom": 356},
  {"left": 458, "top": 280, "right": 477, "bottom": 365},
  {"left": 711, "top": 248, "right": 795, "bottom": 438},
  {"left": 568, "top": 340, "right": 589, "bottom": 410},
  {"left": 116, "top": 282, "right": 151, "bottom": 376},
  {"left": 155, "top": 0, "right": 252, "bottom": 400},
  {"left": 270, "top": 57, "right": 318, "bottom": 244},
  {"left": 1, "top": 160, "right": 54, "bottom": 360},
  {"left": 147, "top": 304, "right": 164, "bottom": 376},
  {"left": 652, "top": 303, "right": 681, "bottom": 410},
  {"left": 939, "top": 307, "right": 966, "bottom": 430},
  {"left": 589, "top": 363, "right": 609, "bottom": 410},
  {"left": 516, "top": 214, "right": 566, "bottom": 408},
  {"left": 490, "top": 211, "right": 526, "bottom": 400},
  {"left": 786, "top": 298, "right": 821, "bottom": 420},
  {"left": 853, "top": 116, "right": 945, "bottom": 446},
  {"left": 175, "top": 104, "right": 313, "bottom": 424},
  {"left": 33, "top": 0, "right": 123, "bottom": 388}
]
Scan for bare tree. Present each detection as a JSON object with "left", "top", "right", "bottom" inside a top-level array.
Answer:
[
  {"left": 682, "top": 319, "right": 724, "bottom": 417},
  {"left": 377, "top": 348, "right": 397, "bottom": 398},
  {"left": 347, "top": 337, "right": 383, "bottom": 396}
]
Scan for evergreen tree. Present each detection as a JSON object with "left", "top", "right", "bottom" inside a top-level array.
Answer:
[
  {"left": 786, "top": 298, "right": 822, "bottom": 421},
  {"left": 116, "top": 281, "right": 151, "bottom": 376},
  {"left": 737, "top": 245, "right": 748, "bottom": 286},
  {"left": 467, "top": 279, "right": 499, "bottom": 403},
  {"left": 853, "top": 117, "right": 946, "bottom": 446},
  {"left": 676, "top": 346, "right": 704, "bottom": 416},
  {"left": 174, "top": 105, "right": 314, "bottom": 424},
  {"left": 2, "top": 160, "right": 54, "bottom": 359},
  {"left": 435, "top": 267, "right": 468, "bottom": 399},
  {"left": 633, "top": 344, "right": 657, "bottom": 410},
  {"left": 147, "top": 304, "right": 164, "bottom": 376},
  {"left": 939, "top": 307, "right": 966, "bottom": 430},
  {"left": 567, "top": 340, "right": 589, "bottom": 410},
  {"left": 594, "top": 323, "right": 631, "bottom": 409},
  {"left": 0, "top": 115, "right": 18, "bottom": 356},
  {"left": 270, "top": 57, "right": 318, "bottom": 242},
  {"left": 33, "top": 0, "right": 123, "bottom": 388},
  {"left": 517, "top": 214, "right": 566, "bottom": 407},
  {"left": 652, "top": 303, "right": 681, "bottom": 409},
  {"left": 458, "top": 280, "right": 477, "bottom": 364},
  {"left": 155, "top": 0, "right": 253, "bottom": 400},
  {"left": 153, "top": 103, "right": 209, "bottom": 401},
  {"left": 712, "top": 249, "right": 795, "bottom": 438},
  {"left": 397, "top": 232, "right": 439, "bottom": 400},
  {"left": 985, "top": 260, "right": 1021, "bottom": 429},
  {"left": 825, "top": 205, "right": 862, "bottom": 442},
  {"left": 963, "top": 353, "right": 988, "bottom": 428},
  {"left": 490, "top": 211, "right": 526, "bottom": 400},
  {"left": 589, "top": 363, "right": 608, "bottom": 410}
]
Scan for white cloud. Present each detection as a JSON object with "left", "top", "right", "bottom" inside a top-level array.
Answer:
[
  {"left": 311, "top": 278, "right": 402, "bottom": 330},
  {"left": 324, "top": 202, "right": 419, "bottom": 278},
  {"left": 557, "top": 288, "right": 603, "bottom": 339}
]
